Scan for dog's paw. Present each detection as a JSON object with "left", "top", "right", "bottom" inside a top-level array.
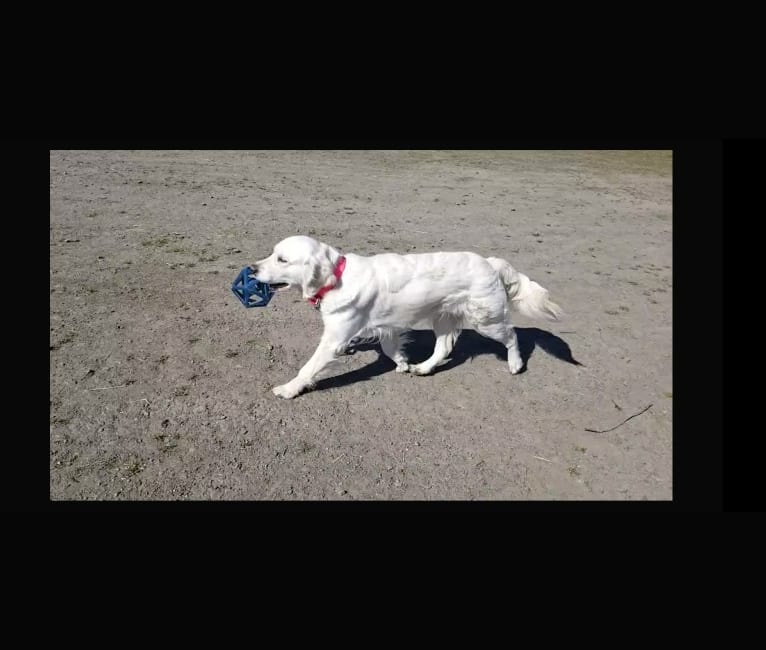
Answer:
[
  {"left": 272, "top": 382, "right": 302, "bottom": 399},
  {"left": 508, "top": 356, "right": 524, "bottom": 375},
  {"left": 408, "top": 363, "right": 433, "bottom": 376},
  {"left": 394, "top": 362, "right": 410, "bottom": 373}
]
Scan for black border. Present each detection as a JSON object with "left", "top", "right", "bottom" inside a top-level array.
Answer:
[{"left": 720, "top": 140, "right": 756, "bottom": 512}]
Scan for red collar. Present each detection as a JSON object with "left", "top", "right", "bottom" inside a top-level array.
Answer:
[{"left": 307, "top": 256, "right": 346, "bottom": 308}]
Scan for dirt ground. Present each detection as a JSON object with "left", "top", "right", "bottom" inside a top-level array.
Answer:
[{"left": 49, "top": 150, "right": 672, "bottom": 501}]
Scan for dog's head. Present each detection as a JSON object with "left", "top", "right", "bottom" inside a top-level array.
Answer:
[{"left": 253, "top": 236, "right": 342, "bottom": 300}]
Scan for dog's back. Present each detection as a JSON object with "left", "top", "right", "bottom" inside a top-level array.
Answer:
[
  {"left": 346, "top": 250, "right": 502, "bottom": 327},
  {"left": 361, "top": 250, "right": 497, "bottom": 292}
]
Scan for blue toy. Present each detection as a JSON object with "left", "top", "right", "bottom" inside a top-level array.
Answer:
[{"left": 231, "top": 266, "right": 275, "bottom": 308}]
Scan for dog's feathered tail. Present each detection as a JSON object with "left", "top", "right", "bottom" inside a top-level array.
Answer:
[{"left": 486, "top": 257, "right": 562, "bottom": 321}]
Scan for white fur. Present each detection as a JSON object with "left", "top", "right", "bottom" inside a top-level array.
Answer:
[{"left": 253, "top": 236, "right": 562, "bottom": 399}]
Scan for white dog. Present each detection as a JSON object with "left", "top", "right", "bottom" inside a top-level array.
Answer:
[{"left": 253, "top": 236, "right": 562, "bottom": 399}]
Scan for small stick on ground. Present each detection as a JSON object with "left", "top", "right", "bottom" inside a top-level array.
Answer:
[{"left": 585, "top": 404, "right": 653, "bottom": 434}]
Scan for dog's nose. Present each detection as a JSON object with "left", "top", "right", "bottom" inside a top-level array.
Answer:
[{"left": 249, "top": 264, "right": 259, "bottom": 274}]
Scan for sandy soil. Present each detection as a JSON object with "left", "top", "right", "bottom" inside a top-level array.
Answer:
[{"left": 49, "top": 150, "right": 672, "bottom": 500}]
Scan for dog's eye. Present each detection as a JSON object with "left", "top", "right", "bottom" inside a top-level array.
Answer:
[{"left": 277, "top": 256, "right": 287, "bottom": 264}]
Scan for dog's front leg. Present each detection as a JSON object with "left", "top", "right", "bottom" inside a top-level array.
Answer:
[{"left": 273, "top": 322, "right": 359, "bottom": 399}]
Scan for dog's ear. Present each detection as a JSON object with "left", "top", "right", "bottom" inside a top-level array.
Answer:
[{"left": 301, "top": 244, "right": 336, "bottom": 299}]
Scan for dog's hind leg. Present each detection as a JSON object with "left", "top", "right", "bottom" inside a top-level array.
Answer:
[
  {"left": 380, "top": 330, "right": 410, "bottom": 373},
  {"left": 409, "top": 319, "right": 461, "bottom": 376},
  {"left": 473, "top": 319, "right": 524, "bottom": 374}
]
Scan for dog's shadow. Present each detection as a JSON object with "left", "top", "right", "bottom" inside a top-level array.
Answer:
[{"left": 313, "top": 328, "right": 582, "bottom": 392}]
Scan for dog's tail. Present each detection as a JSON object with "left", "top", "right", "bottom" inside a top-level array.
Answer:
[{"left": 486, "top": 257, "right": 562, "bottom": 321}]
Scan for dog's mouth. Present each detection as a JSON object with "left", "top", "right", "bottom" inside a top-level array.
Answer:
[{"left": 269, "top": 282, "right": 290, "bottom": 291}]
